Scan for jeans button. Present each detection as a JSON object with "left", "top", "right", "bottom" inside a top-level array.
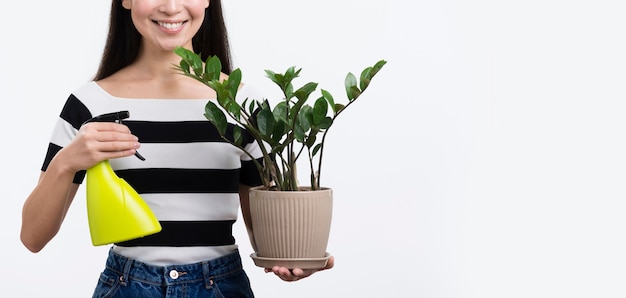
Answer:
[{"left": 169, "top": 270, "right": 179, "bottom": 279}]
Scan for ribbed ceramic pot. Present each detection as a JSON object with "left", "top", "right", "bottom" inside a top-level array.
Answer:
[{"left": 249, "top": 186, "right": 332, "bottom": 267}]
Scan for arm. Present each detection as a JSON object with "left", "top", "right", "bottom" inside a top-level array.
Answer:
[
  {"left": 20, "top": 122, "right": 140, "bottom": 252},
  {"left": 20, "top": 167, "right": 80, "bottom": 253},
  {"left": 238, "top": 184, "right": 257, "bottom": 252}
]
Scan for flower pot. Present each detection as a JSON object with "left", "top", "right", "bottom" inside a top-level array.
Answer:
[{"left": 248, "top": 186, "right": 333, "bottom": 269}]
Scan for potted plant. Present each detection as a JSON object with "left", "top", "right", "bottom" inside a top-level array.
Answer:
[{"left": 174, "top": 46, "right": 386, "bottom": 269}]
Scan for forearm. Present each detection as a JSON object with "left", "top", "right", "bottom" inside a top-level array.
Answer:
[{"left": 20, "top": 156, "right": 80, "bottom": 253}]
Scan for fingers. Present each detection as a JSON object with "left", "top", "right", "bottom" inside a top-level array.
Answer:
[
  {"left": 85, "top": 134, "right": 139, "bottom": 153},
  {"left": 81, "top": 122, "right": 134, "bottom": 139},
  {"left": 324, "top": 256, "right": 335, "bottom": 270},
  {"left": 82, "top": 123, "right": 139, "bottom": 151},
  {"left": 266, "top": 267, "right": 306, "bottom": 282},
  {"left": 269, "top": 267, "right": 311, "bottom": 282},
  {"left": 67, "top": 122, "right": 141, "bottom": 169},
  {"left": 265, "top": 256, "right": 334, "bottom": 282}
]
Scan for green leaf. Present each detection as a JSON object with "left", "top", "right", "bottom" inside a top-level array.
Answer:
[
  {"left": 270, "top": 73, "right": 285, "bottom": 90},
  {"left": 321, "top": 89, "right": 336, "bottom": 113},
  {"left": 178, "top": 60, "right": 191, "bottom": 74},
  {"left": 190, "top": 54, "right": 203, "bottom": 77},
  {"left": 285, "top": 66, "right": 296, "bottom": 80},
  {"left": 227, "top": 69, "right": 242, "bottom": 97},
  {"left": 264, "top": 70, "right": 277, "bottom": 84},
  {"left": 174, "top": 47, "right": 198, "bottom": 69},
  {"left": 205, "top": 56, "right": 222, "bottom": 81},
  {"left": 334, "top": 103, "right": 345, "bottom": 113},
  {"left": 174, "top": 47, "right": 204, "bottom": 78},
  {"left": 173, "top": 46, "right": 188, "bottom": 58},
  {"left": 256, "top": 106, "right": 275, "bottom": 136},
  {"left": 233, "top": 125, "right": 242, "bottom": 146},
  {"left": 289, "top": 83, "right": 315, "bottom": 124},
  {"left": 317, "top": 117, "right": 333, "bottom": 130},
  {"left": 294, "top": 82, "right": 318, "bottom": 101},
  {"left": 285, "top": 83, "right": 294, "bottom": 99},
  {"left": 225, "top": 101, "right": 242, "bottom": 120},
  {"left": 241, "top": 98, "right": 249, "bottom": 112},
  {"left": 360, "top": 67, "right": 372, "bottom": 91},
  {"left": 347, "top": 86, "right": 361, "bottom": 102},
  {"left": 284, "top": 66, "right": 301, "bottom": 85},
  {"left": 266, "top": 67, "right": 301, "bottom": 94},
  {"left": 371, "top": 60, "right": 388, "bottom": 77},
  {"left": 212, "top": 81, "right": 231, "bottom": 107},
  {"left": 204, "top": 101, "right": 227, "bottom": 135},
  {"left": 271, "top": 120, "right": 287, "bottom": 144},
  {"left": 312, "top": 96, "right": 328, "bottom": 125},
  {"left": 248, "top": 100, "right": 257, "bottom": 115},
  {"left": 305, "top": 132, "right": 317, "bottom": 148},
  {"left": 312, "top": 143, "right": 322, "bottom": 156},
  {"left": 298, "top": 105, "right": 313, "bottom": 132},
  {"left": 345, "top": 72, "right": 360, "bottom": 101},
  {"left": 294, "top": 122, "right": 305, "bottom": 142},
  {"left": 273, "top": 102, "right": 289, "bottom": 124},
  {"left": 360, "top": 60, "right": 387, "bottom": 91}
]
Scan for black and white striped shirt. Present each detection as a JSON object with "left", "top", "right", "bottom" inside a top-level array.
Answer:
[{"left": 42, "top": 81, "right": 263, "bottom": 265}]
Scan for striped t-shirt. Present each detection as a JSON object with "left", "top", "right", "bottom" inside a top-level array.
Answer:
[{"left": 42, "top": 81, "right": 263, "bottom": 265}]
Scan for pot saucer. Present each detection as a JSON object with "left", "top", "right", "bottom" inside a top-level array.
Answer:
[{"left": 250, "top": 252, "right": 332, "bottom": 269}]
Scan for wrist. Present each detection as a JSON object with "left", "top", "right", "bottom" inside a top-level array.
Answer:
[{"left": 48, "top": 150, "right": 82, "bottom": 177}]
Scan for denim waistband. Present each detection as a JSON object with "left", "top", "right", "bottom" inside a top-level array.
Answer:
[{"left": 105, "top": 248, "right": 244, "bottom": 286}]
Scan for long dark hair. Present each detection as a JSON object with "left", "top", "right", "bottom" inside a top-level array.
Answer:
[{"left": 94, "top": 0, "right": 232, "bottom": 80}]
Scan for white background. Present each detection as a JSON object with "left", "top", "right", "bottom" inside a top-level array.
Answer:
[{"left": 2, "top": 0, "right": 626, "bottom": 297}]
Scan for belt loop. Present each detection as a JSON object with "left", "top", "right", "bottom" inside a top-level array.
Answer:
[
  {"left": 202, "top": 262, "right": 214, "bottom": 289},
  {"left": 120, "top": 254, "right": 133, "bottom": 287}
]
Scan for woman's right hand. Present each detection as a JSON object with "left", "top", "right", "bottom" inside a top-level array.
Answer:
[{"left": 60, "top": 122, "right": 141, "bottom": 172}]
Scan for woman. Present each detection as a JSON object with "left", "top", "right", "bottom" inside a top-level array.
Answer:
[{"left": 20, "top": 0, "right": 333, "bottom": 296}]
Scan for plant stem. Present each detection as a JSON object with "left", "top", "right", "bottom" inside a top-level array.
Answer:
[
  {"left": 308, "top": 147, "right": 318, "bottom": 190},
  {"left": 316, "top": 92, "right": 361, "bottom": 189}
]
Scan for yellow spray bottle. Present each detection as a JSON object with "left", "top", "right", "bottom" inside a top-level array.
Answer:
[{"left": 83, "top": 111, "right": 161, "bottom": 246}]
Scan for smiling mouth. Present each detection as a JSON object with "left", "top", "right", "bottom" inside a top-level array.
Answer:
[{"left": 156, "top": 21, "right": 185, "bottom": 30}]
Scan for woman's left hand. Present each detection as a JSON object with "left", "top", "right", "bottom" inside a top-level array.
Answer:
[{"left": 265, "top": 256, "right": 334, "bottom": 282}]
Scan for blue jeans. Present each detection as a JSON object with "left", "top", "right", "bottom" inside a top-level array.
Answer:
[{"left": 92, "top": 248, "right": 255, "bottom": 298}]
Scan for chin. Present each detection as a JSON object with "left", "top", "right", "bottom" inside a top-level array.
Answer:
[{"left": 159, "top": 41, "right": 192, "bottom": 53}]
